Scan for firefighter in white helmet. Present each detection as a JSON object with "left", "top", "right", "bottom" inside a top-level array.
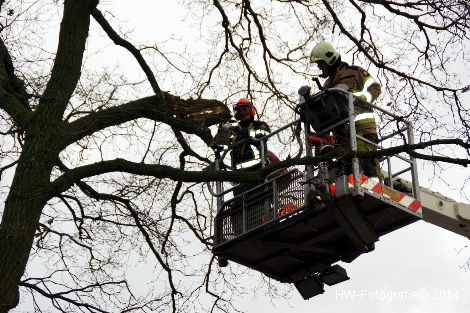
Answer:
[{"left": 310, "top": 41, "right": 381, "bottom": 178}]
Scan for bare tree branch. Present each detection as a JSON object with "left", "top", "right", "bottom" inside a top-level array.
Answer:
[
  {"left": 65, "top": 93, "right": 230, "bottom": 147},
  {"left": 91, "top": 8, "right": 164, "bottom": 101},
  {"left": 20, "top": 280, "right": 118, "bottom": 313}
]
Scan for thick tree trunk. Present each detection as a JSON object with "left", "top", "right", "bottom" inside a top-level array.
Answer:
[
  {"left": 0, "top": 1, "right": 97, "bottom": 310},
  {"left": 0, "top": 132, "right": 58, "bottom": 312}
]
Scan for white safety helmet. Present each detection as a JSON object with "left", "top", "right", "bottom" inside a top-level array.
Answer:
[{"left": 309, "top": 41, "right": 340, "bottom": 66}]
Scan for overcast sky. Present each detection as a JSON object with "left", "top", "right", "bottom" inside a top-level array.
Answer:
[
  {"left": 9, "top": 1, "right": 469, "bottom": 312},
  {"left": 95, "top": 2, "right": 470, "bottom": 311},
  {"left": 107, "top": 1, "right": 469, "bottom": 311}
]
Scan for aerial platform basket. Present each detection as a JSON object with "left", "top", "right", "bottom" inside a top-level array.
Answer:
[
  {"left": 210, "top": 88, "right": 426, "bottom": 299},
  {"left": 212, "top": 168, "right": 421, "bottom": 298}
]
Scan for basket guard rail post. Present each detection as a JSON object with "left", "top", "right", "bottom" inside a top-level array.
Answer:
[
  {"left": 346, "top": 91, "right": 363, "bottom": 197},
  {"left": 304, "top": 121, "right": 315, "bottom": 204},
  {"left": 407, "top": 122, "right": 421, "bottom": 200}
]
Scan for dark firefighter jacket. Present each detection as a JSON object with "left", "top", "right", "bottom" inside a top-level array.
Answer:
[{"left": 230, "top": 120, "right": 270, "bottom": 170}]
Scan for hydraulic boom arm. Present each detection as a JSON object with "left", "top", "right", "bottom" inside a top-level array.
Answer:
[{"left": 393, "top": 177, "right": 470, "bottom": 239}]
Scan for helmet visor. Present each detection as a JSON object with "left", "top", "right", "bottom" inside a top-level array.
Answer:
[
  {"left": 314, "top": 60, "right": 329, "bottom": 71},
  {"left": 233, "top": 104, "right": 251, "bottom": 120}
]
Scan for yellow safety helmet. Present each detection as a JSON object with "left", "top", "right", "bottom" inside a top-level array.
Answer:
[{"left": 309, "top": 41, "right": 340, "bottom": 66}]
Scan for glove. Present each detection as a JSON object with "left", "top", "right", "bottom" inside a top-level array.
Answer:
[
  {"left": 334, "top": 83, "right": 349, "bottom": 91},
  {"left": 211, "top": 143, "right": 224, "bottom": 152},
  {"left": 298, "top": 85, "right": 311, "bottom": 106},
  {"left": 215, "top": 122, "right": 232, "bottom": 145},
  {"left": 219, "top": 122, "right": 231, "bottom": 132},
  {"left": 357, "top": 94, "right": 368, "bottom": 102}
]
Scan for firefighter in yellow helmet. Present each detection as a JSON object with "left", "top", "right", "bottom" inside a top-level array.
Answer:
[{"left": 310, "top": 41, "right": 381, "bottom": 178}]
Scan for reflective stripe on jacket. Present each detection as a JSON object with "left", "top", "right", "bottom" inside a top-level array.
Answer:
[
  {"left": 324, "top": 61, "right": 381, "bottom": 135},
  {"left": 231, "top": 121, "right": 270, "bottom": 170},
  {"left": 324, "top": 62, "right": 381, "bottom": 105},
  {"left": 355, "top": 112, "right": 377, "bottom": 134}
]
